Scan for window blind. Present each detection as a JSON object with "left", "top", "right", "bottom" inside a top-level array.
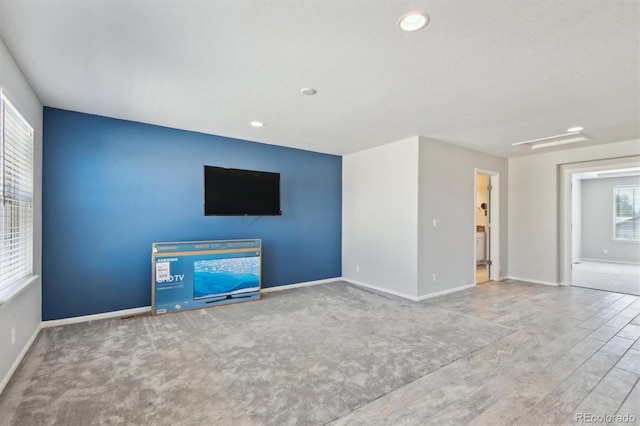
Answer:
[
  {"left": 613, "top": 186, "right": 640, "bottom": 241},
  {"left": 0, "top": 93, "right": 34, "bottom": 291}
]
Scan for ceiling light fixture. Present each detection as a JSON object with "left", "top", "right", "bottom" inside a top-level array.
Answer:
[
  {"left": 567, "top": 126, "right": 584, "bottom": 132},
  {"left": 301, "top": 88, "right": 317, "bottom": 96},
  {"left": 250, "top": 121, "right": 264, "bottom": 128},
  {"left": 399, "top": 13, "right": 429, "bottom": 32},
  {"left": 512, "top": 131, "right": 591, "bottom": 150},
  {"left": 596, "top": 168, "right": 640, "bottom": 178}
]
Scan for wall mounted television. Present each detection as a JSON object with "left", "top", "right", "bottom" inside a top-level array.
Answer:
[{"left": 204, "top": 165, "right": 282, "bottom": 216}]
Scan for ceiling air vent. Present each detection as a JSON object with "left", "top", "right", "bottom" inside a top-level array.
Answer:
[{"left": 512, "top": 132, "right": 590, "bottom": 150}]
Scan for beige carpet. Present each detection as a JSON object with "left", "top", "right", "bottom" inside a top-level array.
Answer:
[
  {"left": 0, "top": 282, "right": 512, "bottom": 426},
  {"left": 572, "top": 260, "right": 640, "bottom": 295}
]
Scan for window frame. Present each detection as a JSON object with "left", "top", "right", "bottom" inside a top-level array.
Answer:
[
  {"left": 0, "top": 90, "right": 36, "bottom": 302},
  {"left": 612, "top": 184, "right": 640, "bottom": 242}
]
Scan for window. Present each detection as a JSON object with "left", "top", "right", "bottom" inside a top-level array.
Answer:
[
  {"left": 613, "top": 185, "right": 640, "bottom": 241},
  {"left": 0, "top": 93, "right": 34, "bottom": 292}
]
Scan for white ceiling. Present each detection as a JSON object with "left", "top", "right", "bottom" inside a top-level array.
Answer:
[{"left": 1, "top": 0, "right": 638, "bottom": 157}]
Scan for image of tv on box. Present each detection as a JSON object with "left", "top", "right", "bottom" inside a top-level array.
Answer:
[{"left": 151, "top": 239, "right": 262, "bottom": 315}]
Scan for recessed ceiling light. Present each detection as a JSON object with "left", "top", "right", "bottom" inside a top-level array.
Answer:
[
  {"left": 399, "top": 13, "right": 429, "bottom": 32},
  {"left": 301, "top": 88, "right": 317, "bottom": 96},
  {"left": 567, "top": 126, "right": 584, "bottom": 132},
  {"left": 250, "top": 121, "right": 264, "bottom": 128}
]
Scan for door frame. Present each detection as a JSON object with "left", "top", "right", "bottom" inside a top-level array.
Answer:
[
  {"left": 559, "top": 156, "right": 640, "bottom": 286},
  {"left": 474, "top": 168, "right": 500, "bottom": 284}
]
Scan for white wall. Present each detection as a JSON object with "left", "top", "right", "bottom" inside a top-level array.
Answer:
[
  {"left": 342, "top": 137, "right": 419, "bottom": 297},
  {"left": 508, "top": 140, "right": 640, "bottom": 284},
  {"left": 417, "top": 138, "right": 508, "bottom": 297},
  {"left": 581, "top": 175, "right": 640, "bottom": 263},
  {"left": 0, "top": 38, "right": 43, "bottom": 393},
  {"left": 571, "top": 177, "right": 582, "bottom": 262}
]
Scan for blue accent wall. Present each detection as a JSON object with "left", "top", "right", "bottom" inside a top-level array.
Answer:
[{"left": 43, "top": 108, "right": 342, "bottom": 320}]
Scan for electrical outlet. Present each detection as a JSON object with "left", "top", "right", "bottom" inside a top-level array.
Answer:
[
  {"left": 11, "top": 327, "right": 16, "bottom": 345},
  {"left": 433, "top": 219, "right": 437, "bottom": 228},
  {"left": 432, "top": 273, "right": 437, "bottom": 282},
  {"left": 356, "top": 265, "right": 360, "bottom": 273},
  {"left": 603, "top": 249, "right": 608, "bottom": 254}
]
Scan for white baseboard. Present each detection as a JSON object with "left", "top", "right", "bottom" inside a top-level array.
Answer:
[
  {"left": 41, "top": 278, "right": 343, "bottom": 328},
  {"left": 416, "top": 283, "right": 476, "bottom": 301},
  {"left": 506, "top": 276, "right": 560, "bottom": 286},
  {"left": 38, "top": 276, "right": 483, "bottom": 329},
  {"left": 341, "top": 278, "right": 420, "bottom": 301},
  {"left": 0, "top": 324, "right": 41, "bottom": 395},
  {"left": 498, "top": 276, "right": 508, "bottom": 281},
  {"left": 260, "top": 277, "right": 341, "bottom": 293},
  {"left": 342, "top": 279, "right": 478, "bottom": 301},
  {"left": 578, "top": 258, "right": 640, "bottom": 266},
  {"left": 41, "top": 306, "right": 151, "bottom": 328}
]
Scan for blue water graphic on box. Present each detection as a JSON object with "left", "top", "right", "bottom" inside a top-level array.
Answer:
[
  {"left": 151, "top": 239, "right": 261, "bottom": 315},
  {"left": 194, "top": 256, "right": 260, "bottom": 299}
]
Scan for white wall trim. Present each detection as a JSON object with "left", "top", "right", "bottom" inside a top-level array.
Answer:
[
  {"left": 416, "top": 283, "right": 476, "bottom": 301},
  {"left": 474, "top": 168, "right": 501, "bottom": 282},
  {"left": 0, "top": 323, "right": 41, "bottom": 395},
  {"left": 261, "top": 278, "right": 341, "bottom": 293},
  {"left": 506, "top": 276, "right": 560, "bottom": 286},
  {"left": 498, "top": 276, "right": 508, "bottom": 281},
  {"left": 577, "top": 258, "right": 640, "bottom": 266},
  {"left": 342, "top": 278, "right": 419, "bottom": 301},
  {"left": 41, "top": 307, "right": 151, "bottom": 328}
]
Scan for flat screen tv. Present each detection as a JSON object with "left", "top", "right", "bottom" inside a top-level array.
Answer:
[{"left": 204, "top": 165, "right": 282, "bottom": 216}]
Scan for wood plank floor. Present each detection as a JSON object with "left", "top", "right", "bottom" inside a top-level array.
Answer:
[{"left": 331, "top": 280, "right": 640, "bottom": 426}]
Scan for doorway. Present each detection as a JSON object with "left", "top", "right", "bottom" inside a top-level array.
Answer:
[
  {"left": 560, "top": 157, "right": 640, "bottom": 295},
  {"left": 568, "top": 166, "right": 640, "bottom": 295},
  {"left": 475, "top": 169, "right": 500, "bottom": 284}
]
